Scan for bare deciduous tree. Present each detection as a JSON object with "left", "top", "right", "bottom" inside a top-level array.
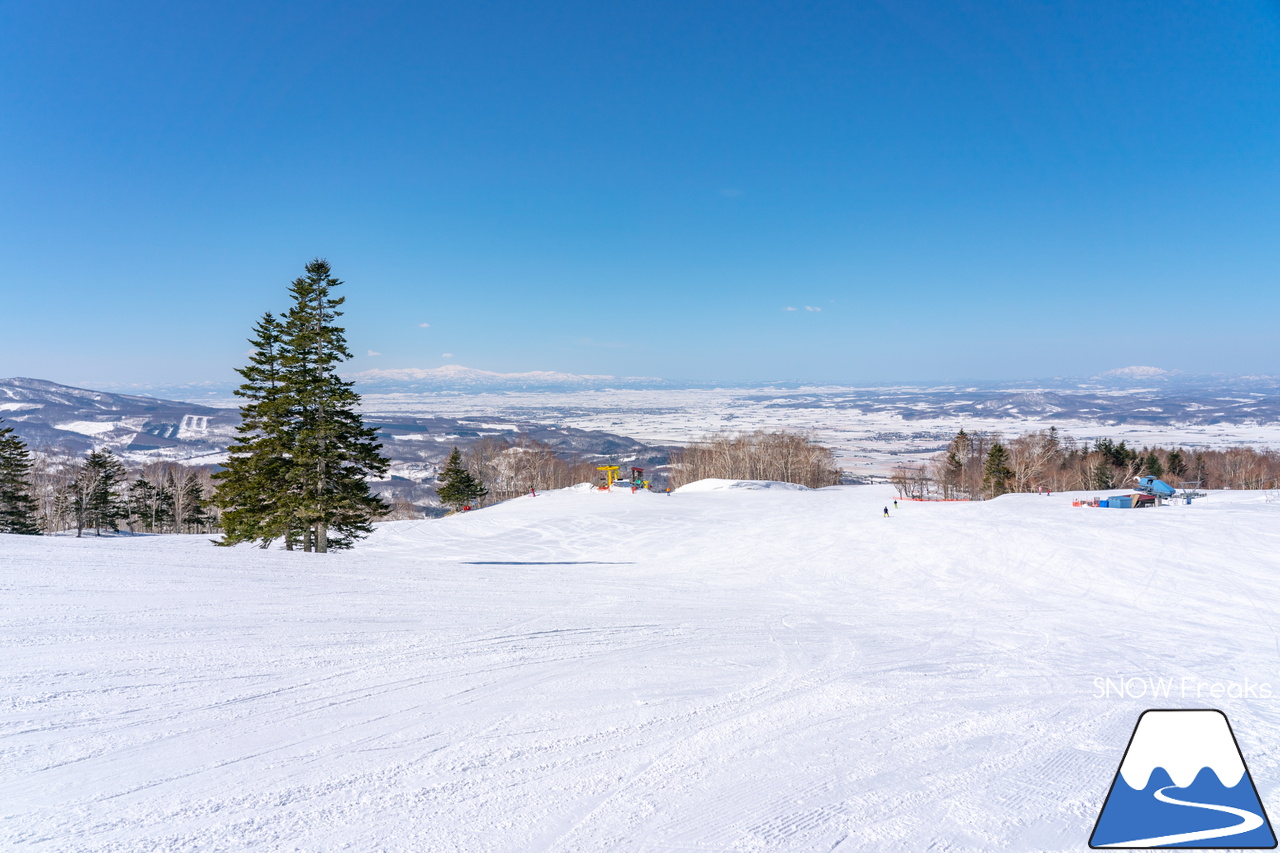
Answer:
[
  {"left": 463, "top": 437, "right": 601, "bottom": 505},
  {"left": 668, "top": 430, "right": 841, "bottom": 489}
]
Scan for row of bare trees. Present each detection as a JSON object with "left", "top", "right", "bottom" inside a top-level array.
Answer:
[
  {"left": 462, "top": 437, "right": 605, "bottom": 506},
  {"left": 668, "top": 430, "right": 841, "bottom": 489},
  {"left": 27, "top": 450, "right": 220, "bottom": 534},
  {"left": 893, "top": 427, "right": 1280, "bottom": 499}
]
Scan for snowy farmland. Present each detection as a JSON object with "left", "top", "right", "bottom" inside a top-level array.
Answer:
[
  {"left": 357, "top": 385, "right": 1280, "bottom": 477},
  {"left": 4, "top": 484, "right": 1280, "bottom": 851}
]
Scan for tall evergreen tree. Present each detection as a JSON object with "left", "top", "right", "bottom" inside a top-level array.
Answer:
[
  {"left": 128, "top": 478, "right": 156, "bottom": 532},
  {"left": 982, "top": 442, "right": 1013, "bottom": 498},
  {"left": 214, "top": 312, "right": 297, "bottom": 547},
  {"left": 942, "top": 429, "right": 969, "bottom": 498},
  {"left": 0, "top": 419, "right": 41, "bottom": 535},
  {"left": 1142, "top": 451, "right": 1164, "bottom": 478},
  {"left": 214, "top": 261, "right": 388, "bottom": 551},
  {"left": 279, "top": 259, "right": 388, "bottom": 551},
  {"left": 71, "top": 450, "right": 128, "bottom": 536},
  {"left": 170, "top": 470, "right": 208, "bottom": 533},
  {"left": 1089, "top": 457, "right": 1115, "bottom": 490},
  {"left": 128, "top": 477, "right": 174, "bottom": 533},
  {"left": 436, "top": 446, "right": 487, "bottom": 511}
]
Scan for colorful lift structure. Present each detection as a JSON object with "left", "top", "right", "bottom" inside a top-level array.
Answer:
[
  {"left": 1089, "top": 476, "right": 1201, "bottom": 508},
  {"left": 596, "top": 465, "right": 621, "bottom": 490},
  {"left": 596, "top": 465, "right": 650, "bottom": 491}
]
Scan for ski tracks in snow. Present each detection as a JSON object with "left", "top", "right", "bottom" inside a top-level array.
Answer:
[{"left": 6, "top": 487, "right": 1280, "bottom": 850}]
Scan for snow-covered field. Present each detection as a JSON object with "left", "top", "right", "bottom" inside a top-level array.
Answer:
[
  {"left": 5, "top": 484, "right": 1280, "bottom": 851},
  {"left": 358, "top": 387, "right": 1280, "bottom": 476}
]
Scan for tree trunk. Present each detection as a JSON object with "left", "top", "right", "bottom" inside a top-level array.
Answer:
[{"left": 315, "top": 521, "right": 327, "bottom": 553}]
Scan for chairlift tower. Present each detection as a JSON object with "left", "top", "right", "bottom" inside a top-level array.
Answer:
[
  {"left": 596, "top": 465, "right": 621, "bottom": 490},
  {"left": 1178, "top": 480, "right": 1205, "bottom": 504}
]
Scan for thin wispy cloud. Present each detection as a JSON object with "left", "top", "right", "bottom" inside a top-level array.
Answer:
[
  {"left": 367, "top": 349, "right": 382, "bottom": 357},
  {"left": 441, "top": 353, "right": 453, "bottom": 359},
  {"left": 575, "top": 337, "right": 626, "bottom": 349},
  {"left": 805, "top": 306, "right": 822, "bottom": 312},
  {"left": 783, "top": 306, "right": 798, "bottom": 312},
  {"left": 418, "top": 322, "right": 431, "bottom": 328}
]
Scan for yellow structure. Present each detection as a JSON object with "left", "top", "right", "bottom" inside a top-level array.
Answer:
[{"left": 596, "top": 465, "right": 621, "bottom": 489}]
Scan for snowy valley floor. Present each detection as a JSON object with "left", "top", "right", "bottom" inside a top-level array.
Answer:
[{"left": 4, "top": 484, "right": 1280, "bottom": 851}]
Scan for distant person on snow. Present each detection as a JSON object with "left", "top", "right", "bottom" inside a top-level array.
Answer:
[
  {"left": 883, "top": 506, "right": 889, "bottom": 518},
  {"left": 894, "top": 500, "right": 898, "bottom": 509}
]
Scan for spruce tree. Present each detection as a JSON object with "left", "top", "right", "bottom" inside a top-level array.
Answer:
[
  {"left": 170, "top": 471, "right": 208, "bottom": 533},
  {"left": 436, "top": 446, "right": 487, "bottom": 512},
  {"left": 215, "top": 260, "right": 389, "bottom": 552},
  {"left": 68, "top": 456, "right": 94, "bottom": 536},
  {"left": 72, "top": 450, "right": 128, "bottom": 536},
  {"left": 279, "top": 259, "right": 388, "bottom": 551},
  {"left": 214, "top": 312, "right": 297, "bottom": 547},
  {"left": 1142, "top": 451, "right": 1164, "bottom": 478},
  {"left": 982, "top": 442, "right": 1013, "bottom": 498},
  {"left": 91, "top": 450, "right": 128, "bottom": 534},
  {"left": 943, "top": 429, "right": 969, "bottom": 498},
  {"left": 1095, "top": 438, "right": 1125, "bottom": 468},
  {"left": 127, "top": 478, "right": 157, "bottom": 532},
  {"left": 0, "top": 419, "right": 41, "bottom": 535},
  {"left": 1090, "top": 457, "right": 1115, "bottom": 490}
]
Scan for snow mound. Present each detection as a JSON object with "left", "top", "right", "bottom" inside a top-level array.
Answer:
[{"left": 675, "top": 478, "right": 812, "bottom": 492}]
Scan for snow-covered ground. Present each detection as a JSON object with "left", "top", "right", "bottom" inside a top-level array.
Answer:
[{"left": 4, "top": 484, "right": 1280, "bottom": 851}]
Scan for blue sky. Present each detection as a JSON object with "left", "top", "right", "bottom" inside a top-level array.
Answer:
[{"left": 2, "top": 1, "right": 1278, "bottom": 387}]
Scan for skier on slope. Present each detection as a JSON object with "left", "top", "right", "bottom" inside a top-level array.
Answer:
[{"left": 883, "top": 506, "right": 889, "bottom": 518}]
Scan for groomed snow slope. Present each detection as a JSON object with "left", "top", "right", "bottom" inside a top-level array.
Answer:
[{"left": 4, "top": 486, "right": 1280, "bottom": 851}]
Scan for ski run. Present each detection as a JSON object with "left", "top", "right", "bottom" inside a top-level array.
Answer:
[{"left": 4, "top": 482, "right": 1280, "bottom": 851}]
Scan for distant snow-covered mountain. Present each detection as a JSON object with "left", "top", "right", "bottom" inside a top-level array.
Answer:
[
  {"left": 0, "top": 377, "right": 237, "bottom": 457},
  {"left": 0, "top": 377, "right": 213, "bottom": 414},
  {"left": 1099, "top": 365, "right": 1175, "bottom": 380}
]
